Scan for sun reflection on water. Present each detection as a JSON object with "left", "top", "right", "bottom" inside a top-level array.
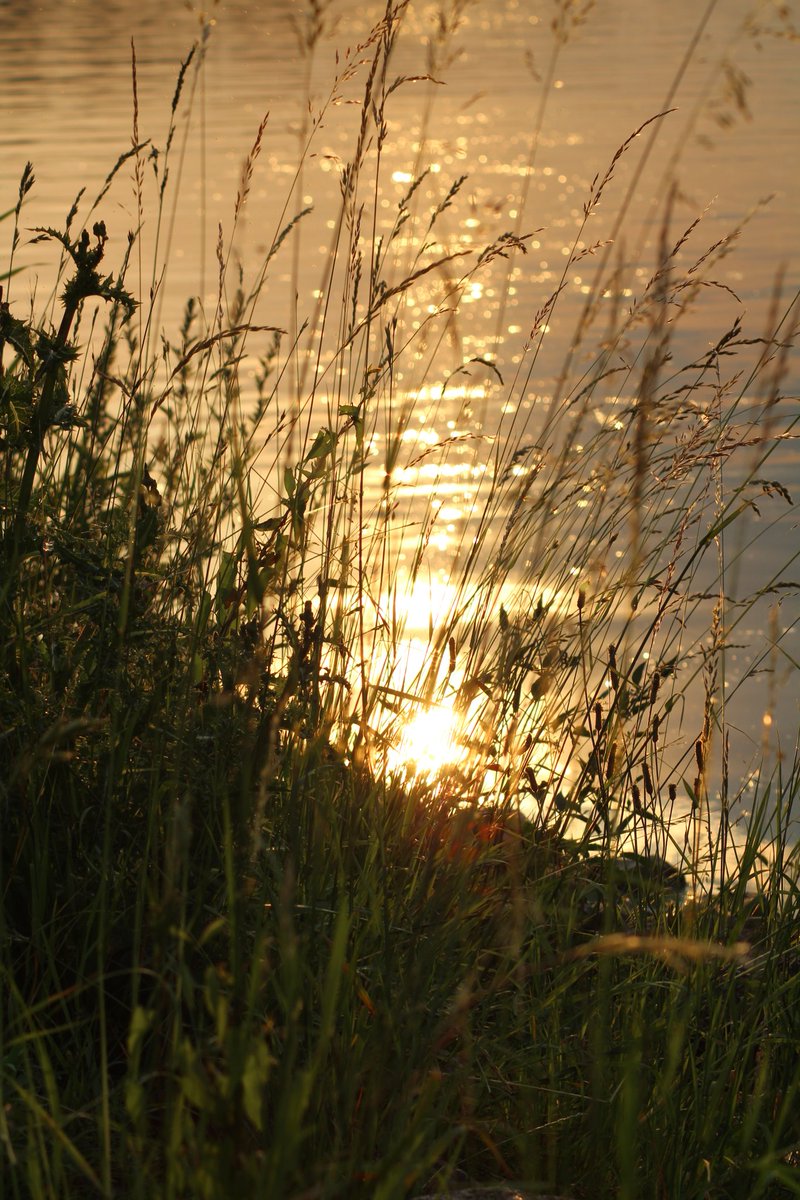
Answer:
[
  {"left": 365, "top": 572, "right": 576, "bottom": 787},
  {"left": 386, "top": 702, "right": 462, "bottom": 778}
]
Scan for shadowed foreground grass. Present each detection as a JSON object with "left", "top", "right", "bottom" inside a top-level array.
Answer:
[{"left": 1, "top": 4, "right": 800, "bottom": 1196}]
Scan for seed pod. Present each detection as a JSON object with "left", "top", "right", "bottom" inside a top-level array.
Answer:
[
  {"left": 652, "top": 714, "right": 660, "bottom": 744},
  {"left": 695, "top": 739, "right": 704, "bottom": 773},
  {"left": 609, "top": 644, "right": 619, "bottom": 691},
  {"left": 301, "top": 601, "right": 315, "bottom": 656},
  {"left": 594, "top": 702, "right": 602, "bottom": 734},
  {"left": 650, "top": 671, "right": 660, "bottom": 706},
  {"left": 668, "top": 783, "right": 677, "bottom": 803},
  {"left": 448, "top": 636, "right": 456, "bottom": 675},
  {"left": 577, "top": 588, "right": 586, "bottom": 612},
  {"left": 606, "top": 743, "right": 617, "bottom": 780},
  {"left": 642, "top": 760, "right": 654, "bottom": 798},
  {"left": 631, "top": 783, "right": 642, "bottom": 814}
]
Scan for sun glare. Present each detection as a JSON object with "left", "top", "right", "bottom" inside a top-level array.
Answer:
[{"left": 387, "top": 703, "right": 462, "bottom": 777}]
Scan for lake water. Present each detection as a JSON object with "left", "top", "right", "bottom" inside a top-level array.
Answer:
[
  {"left": 2, "top": 1, "right": 797, "bottom": 313},
  {"left": 2, "top": 0, "right": 799, "bottom": 840}
]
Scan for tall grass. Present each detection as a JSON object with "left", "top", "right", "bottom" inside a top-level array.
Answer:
[{"left": 1, "top": 2, "right": 799, "bottom": 1196}]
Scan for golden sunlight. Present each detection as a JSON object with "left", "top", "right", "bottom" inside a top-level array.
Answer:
[{"left": 387, "top": 703, "right": 462, "bottom": 778}]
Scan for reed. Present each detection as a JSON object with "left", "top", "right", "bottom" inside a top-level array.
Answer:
[{"left": 1, "top": 2, "right": 798, "bottom": 1196}]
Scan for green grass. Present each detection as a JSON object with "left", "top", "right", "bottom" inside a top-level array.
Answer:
[{"left": 1, "top": 2, "right": 799, "bottom": 1196}]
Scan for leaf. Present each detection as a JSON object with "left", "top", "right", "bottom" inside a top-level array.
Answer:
[
  {"left": 304, "top": 426, "right": 336, "bottom": 462},
  {"left": 177, "top": 1039, "right": 210, "bottom": 1110},
  {"left": 0, "top": 264, "right": 28, "bottom": 283},
  {"left": 216, "top": 549, "right": 240, "bottom": 616},
  {"left": 196, "top": 590, "right": 213, "bottom": 633},
  {"left": 319, "top": 903, "right": 350, "bottom": 1047},
  {"left": 253, "top": 515, "right": 286, "bottom": 532},
  {"left": 126, "top": 1005, "right": 155, "bottom": 1057},
  {"left": 125, "top": 1079, "right": 146, "bottom": 1127},
  {"left": 0, "top": 309, "right": 35, "bottom": 368},
  {"left": 242, "top": 1042, "right": 273, "bottom": 1130},
  {"left": 246, "top": 562, "right": 270, "bottom": 612}
]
